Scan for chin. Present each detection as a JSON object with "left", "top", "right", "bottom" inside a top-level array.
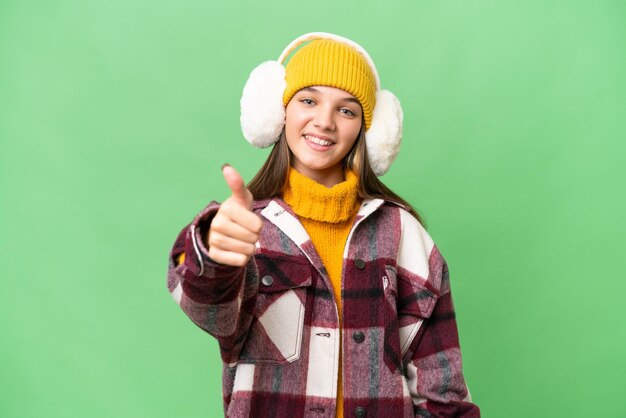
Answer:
[{"left": 304, "top": 162, "right": 335, "bottom": 172}]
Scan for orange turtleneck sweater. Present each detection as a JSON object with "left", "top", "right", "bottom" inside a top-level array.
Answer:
[{"left": 283, "top": 167, "right": 361, "bottom": 418}]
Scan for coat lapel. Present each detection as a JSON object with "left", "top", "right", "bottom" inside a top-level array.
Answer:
[
  {"left": 261, "top": 200, "right": 325, "bottom": 274},
  {"left": 342, "top": 198, "right": 385, "bottom": 257},
  {"left": 261, "top": 198, "right": 386, "bottom": 269}
]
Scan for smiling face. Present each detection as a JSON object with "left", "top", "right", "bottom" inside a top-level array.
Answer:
[{"left": 284, "top": 86, "right": 363, "bottom": 187}]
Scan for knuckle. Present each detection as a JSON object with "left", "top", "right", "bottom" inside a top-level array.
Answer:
[
  {"left": 243, "top": 232, "right": 256, "bottom": 244},
  {"left": 207, "top": 248, "right": 221, "bottom": 262},
  {"left": 253, "top": 218, "right": 263, "bottom": 233},
  {"left": 211, "top": 216, "right": 224, "bottom": 231},
  {"left": 242, "top": 244, "right": 255, "bottom": 256},
  {"left": 244, "top": 216, "right": 263, "bottom": 234},
  {"left": 220, "top": 200, "right": 234, "bottom": 213},
  {"left": 209, "top": 233, "right": 223, "bottom": 247},
  {"left": 237, "top": 254, "right": 250, "bottom": 266}
]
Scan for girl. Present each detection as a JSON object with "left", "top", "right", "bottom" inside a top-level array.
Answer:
[{"left": 167, "top": 32, "right": 480, "bottom": 418}]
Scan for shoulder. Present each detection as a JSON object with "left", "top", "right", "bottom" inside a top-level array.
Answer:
[
  {"left": 396, "top": 206, "right": 434, "bottom": 254},
  {"left": 252, "top": 197, "right": 274, "bottom": 212},
  {"left": 392, "top": 204, "right": 446, "bottom": 292},
  {"left": 376, "top": 201, "right": 433, "bottom": 247}
]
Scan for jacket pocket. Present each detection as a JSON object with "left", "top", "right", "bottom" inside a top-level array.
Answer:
[
  {"left": 238, "top": 254, "right": 313, "bottom": 365},
  {"left": 382, "top": 265, "right": 437, "bottom": 374}
]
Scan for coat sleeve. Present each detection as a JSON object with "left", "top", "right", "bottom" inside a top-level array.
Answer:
[
  {"left": 166, "top": 201, "right": 259, "bottom": 364},
  {"left": 395, "top": 209, "right": 480, "bottom": 417}
]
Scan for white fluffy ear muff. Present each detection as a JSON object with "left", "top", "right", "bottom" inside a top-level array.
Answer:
[
  {"left": 365, "top": 90, "right": 403, "bottom": 176},
  {"left": 240, "top": 61, "right": 286, "bottom": 147}
]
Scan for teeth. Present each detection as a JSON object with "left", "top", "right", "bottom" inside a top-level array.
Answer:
[{"left": 304, "top": 135, "right": 333, "bottom": 146}]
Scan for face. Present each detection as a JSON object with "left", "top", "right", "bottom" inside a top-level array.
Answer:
[{"left": 285, "top": 85, "right": 363, "bottom": 187}]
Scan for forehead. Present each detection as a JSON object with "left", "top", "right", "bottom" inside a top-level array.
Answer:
[{"left": 296, "top": 86, "right": 359, "bottom": 103}]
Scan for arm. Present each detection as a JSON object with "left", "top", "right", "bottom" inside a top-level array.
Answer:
[
  {"left": 395, "top": 210, "right": 480, "bottom": 417},
  {"left": 402, "top": 261, "right": 480, "bottom": 417},
  {"left": 166, "top": 201, "right": 259, "bottom": 364}
]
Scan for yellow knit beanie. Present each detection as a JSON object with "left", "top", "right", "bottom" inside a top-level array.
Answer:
[{"left": 282, "top": 39, "right": 377, "bottom": 130}]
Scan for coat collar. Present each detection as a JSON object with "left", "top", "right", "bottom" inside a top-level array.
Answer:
[{"left": 259, "top": 197, "right": 387, "bottom": 276}]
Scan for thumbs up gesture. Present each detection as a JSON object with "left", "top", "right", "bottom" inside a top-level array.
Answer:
[{"left": 206, "top": 165, "right": 264, "bottom": 267}]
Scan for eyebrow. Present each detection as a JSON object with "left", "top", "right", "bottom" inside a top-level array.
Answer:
[{"left": 300, "top": 87, "right": 361, "bottom": 105}]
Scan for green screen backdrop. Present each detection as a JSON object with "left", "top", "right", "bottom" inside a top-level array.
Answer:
[{"left": 1, "top": 1, "right": 625, "bottom": 417}]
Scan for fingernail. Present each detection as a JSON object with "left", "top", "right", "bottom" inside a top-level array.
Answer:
[{"left": 221, "top": 163, "right": 231, "bottom": 170}]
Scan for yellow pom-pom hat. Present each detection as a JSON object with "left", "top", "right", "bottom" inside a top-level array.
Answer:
[{"left": 240, "top": 32, "right": 403, "bottom": 176}]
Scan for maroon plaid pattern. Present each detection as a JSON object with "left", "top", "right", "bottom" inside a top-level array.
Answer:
[{"left": 167, "top": 198, "right": 480, "bottom": 417}]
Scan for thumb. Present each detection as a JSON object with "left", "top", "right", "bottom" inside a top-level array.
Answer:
[{"left": 222, "top": 164, "right": 253, "bottom": 209}]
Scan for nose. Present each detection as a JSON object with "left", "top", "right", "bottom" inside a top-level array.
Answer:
[{"left": 313, "top": 105, "right": 335, "bottom": 131}]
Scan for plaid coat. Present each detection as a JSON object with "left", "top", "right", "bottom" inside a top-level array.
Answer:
[{"left": 167, "top": 197, "right": 480, "bottom": 418}]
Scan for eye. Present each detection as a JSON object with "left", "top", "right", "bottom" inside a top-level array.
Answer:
[
  {"left": 300, "top": 98, "right": 315, "bottom": 105},
  {"left": 339, "top": 108, "right": 356, "bottom": 117}
]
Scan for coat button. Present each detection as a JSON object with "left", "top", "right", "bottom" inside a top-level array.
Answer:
[
  {"left": 261, "top": 275, "right": 273, "bottom": 286},
  {"left": 353, "top": 331, "right": 365, "bottom": 343},
  {"left": 355, "top": 406, "right": 366, "bottom": 417},
  {"left": 354, "top": 259, "right": 366, "bottom": 270}
]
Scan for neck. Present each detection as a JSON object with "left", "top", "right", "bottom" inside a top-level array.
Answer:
[
  {"left": 283, "top": 167, "right": 360, "bottom": 223},
  {"left": 292, "top": 163, "right": 345, "bottom": 188}
]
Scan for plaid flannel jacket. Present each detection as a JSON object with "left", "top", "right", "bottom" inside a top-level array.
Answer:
[{"left": 167, "top": 197, "right": 480, "bottom": 418}]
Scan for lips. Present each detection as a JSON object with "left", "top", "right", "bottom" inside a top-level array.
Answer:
[{"left": 303, "top": 134, "right": 335, "bottom": 149}]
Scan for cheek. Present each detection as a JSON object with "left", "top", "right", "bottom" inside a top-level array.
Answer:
[
  {"left": 344, "top": 121, "right": 362, "bottom": 145},
  {"left": 284, "top": 119, "right": 298, "bottom": 146},
  {"left": 285, "top": 115, "right": 304, "bottom": 149},
  {"left": 285, "top": 108, "right": 302, "bottom": 136},
  {"left": 352, "top": 123, "right": 362, "bottom": 138},
  {"left": 286, "top": 109, "right": 308, "bottom": 129}
]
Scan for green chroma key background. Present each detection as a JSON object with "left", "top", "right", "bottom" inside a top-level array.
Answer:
[{"left": 1, "top": 1, "right": 625, "bottom": 417}]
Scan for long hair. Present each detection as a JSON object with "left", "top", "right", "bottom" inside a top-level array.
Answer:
[{"left": 247, "top": 127, "right": 425, "bottom": 227}]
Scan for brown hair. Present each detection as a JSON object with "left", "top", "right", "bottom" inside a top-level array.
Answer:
[{"left": 247, "top": 127, "right": 426, "bottom": 227}]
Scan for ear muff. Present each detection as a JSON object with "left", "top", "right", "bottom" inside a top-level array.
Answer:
[
  {"left": 240, "top": 61, "right": 286, "bottom": 148},
  {"left": 240, "top": 32, "right": 403, "bottom": 176},
  {"left": 366, "top": 90, "right": 403, "bottom": 176}
]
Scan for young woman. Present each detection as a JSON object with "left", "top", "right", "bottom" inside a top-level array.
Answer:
[{"left": 167, "top": 32, "right": 480, "bottom": 418}]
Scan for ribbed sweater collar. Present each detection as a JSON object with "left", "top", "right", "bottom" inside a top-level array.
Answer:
[{"left": 282, "top": 167, "right": 360, "bottom": 223}]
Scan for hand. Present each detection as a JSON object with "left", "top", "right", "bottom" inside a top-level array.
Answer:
[{"left": 206, "top": 165, "right": 263, "bottom": 266}]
